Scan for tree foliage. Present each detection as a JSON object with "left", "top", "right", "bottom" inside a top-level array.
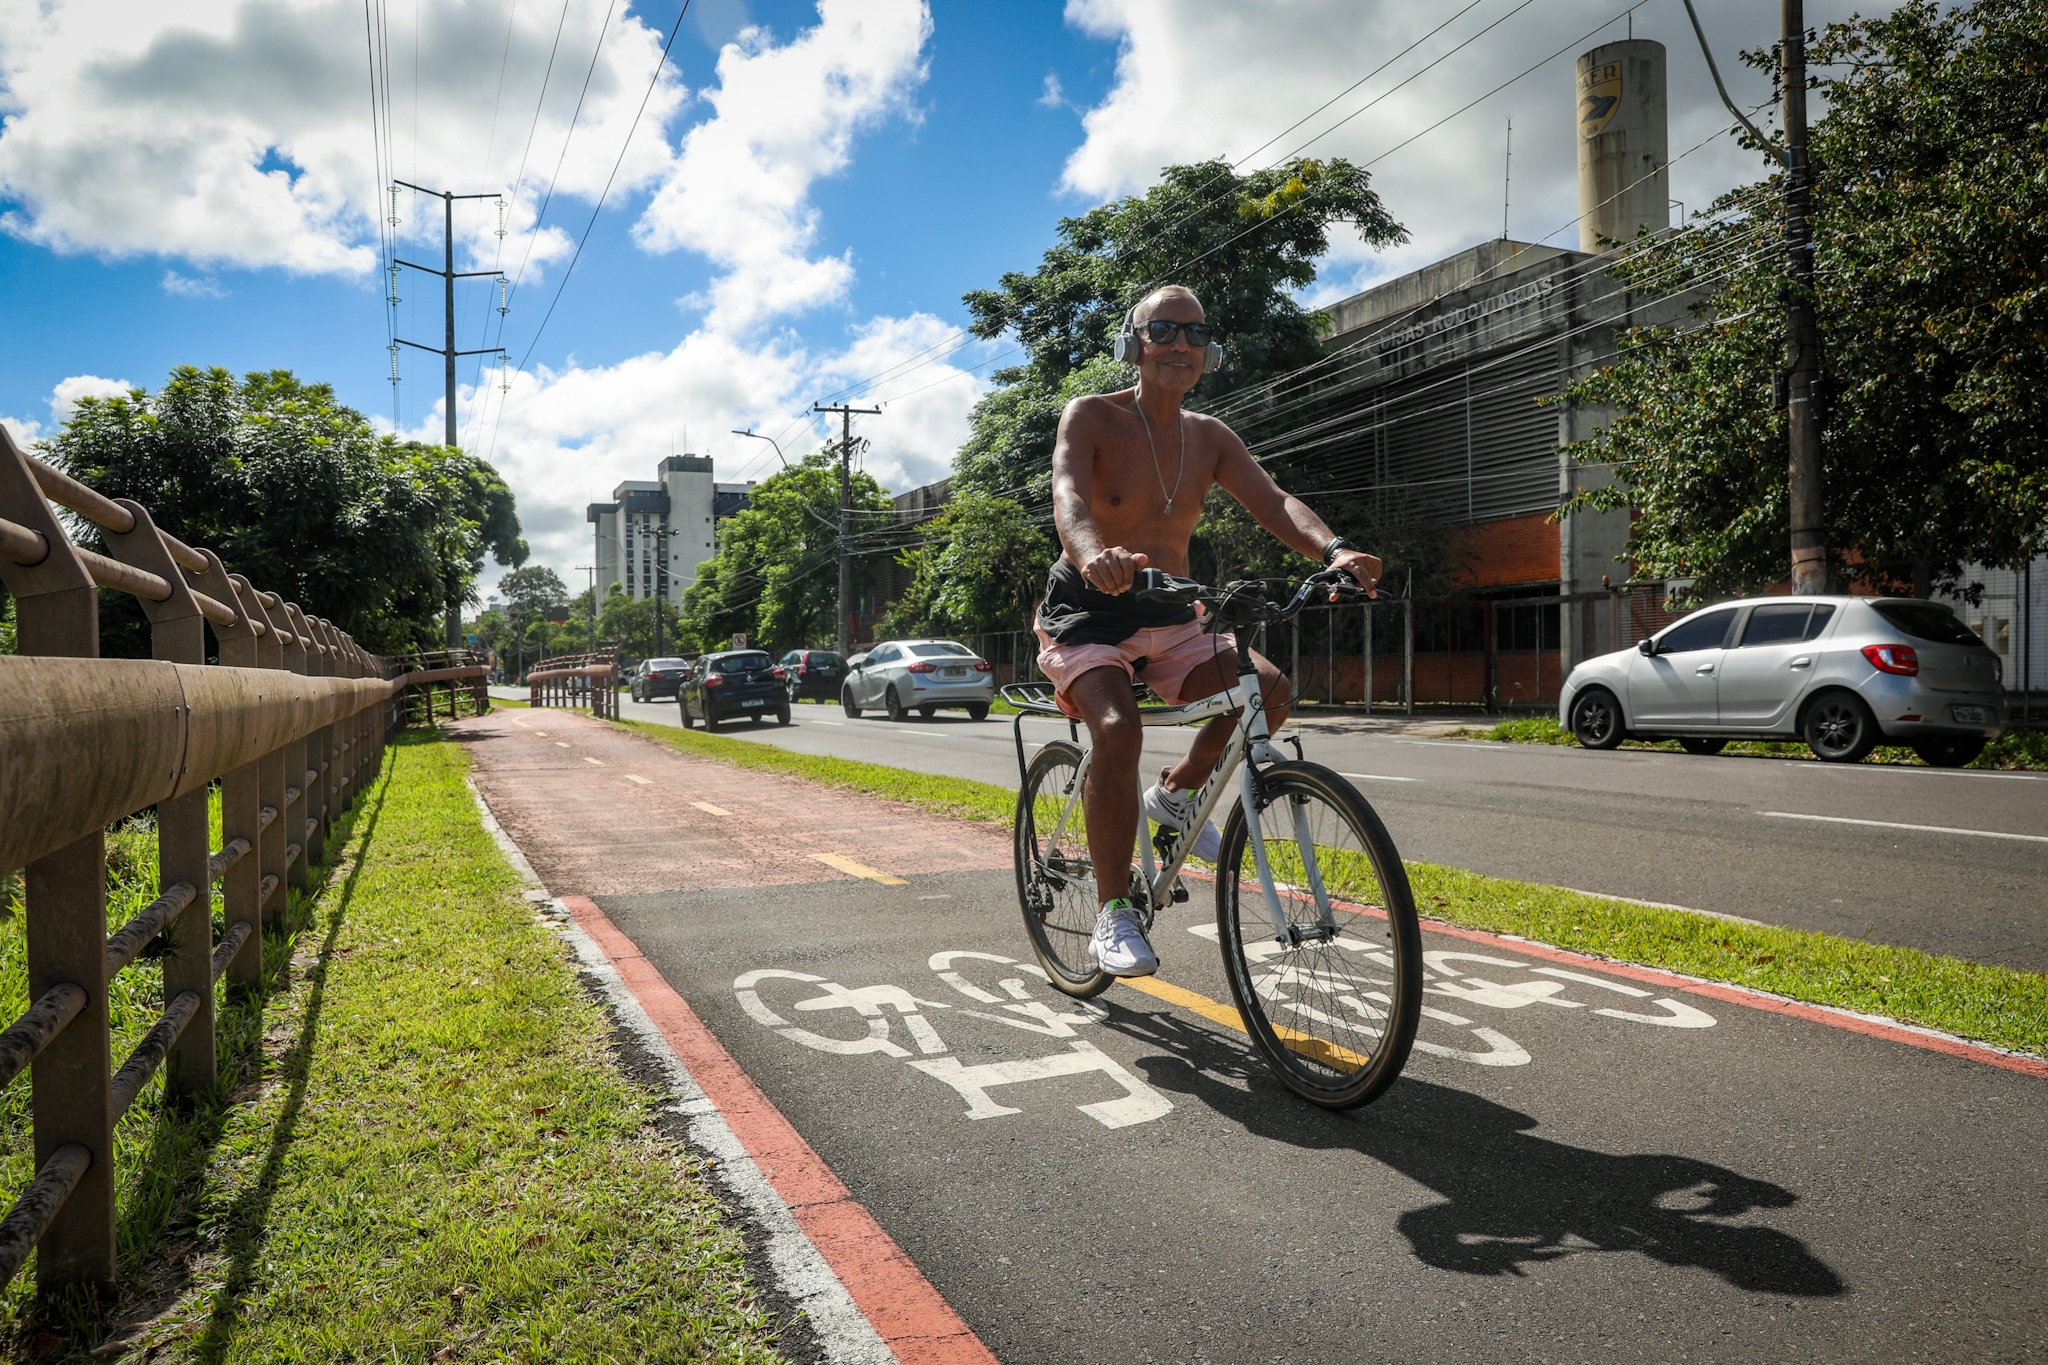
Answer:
[
  {"left": 42, "top": 366, "right": 526, "bottom": 654},
  {"left": 678, "top": 451, "right": 892, "bottom": 654},
  {"left": 880, "top": 494, "right": 1053, "bottom": 640},
  {"left": 1560, "top": 0, "right": 2048, "bottom": 599},
  {"left": 954, "top": 157, "right": 1406, "bottom": 507}
]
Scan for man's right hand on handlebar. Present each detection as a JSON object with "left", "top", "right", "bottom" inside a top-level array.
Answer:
[{"left": 1080, "top": 545, "right": 1150, "bottom": 596}]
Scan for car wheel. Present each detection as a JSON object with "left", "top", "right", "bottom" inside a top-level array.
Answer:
[
  {"left": 1802, "top": 691, "right": 1878, "bottom": 763},
  {"left": 967, "top": 702, "right": 990, "bottom": 721},
  {"left": 1569, "top": 688, "right": 1626, "bottom": 750},
  {"left": 1676, "top": 737, "right": 1728, "bottom": 756},
  {"left": 842, "top": 686, "right": 862, "bottom": 718},
  {"left": 885, "top": 686, "right": 908, "bottom": 722},
  {"left": 918, "top": 705, "right": 937, "bottom": 718},
  {"left": 680, "top": 699, "right": 696, "bottom": 730},
  {"left": 631, "top": 685, "right": 641, "bottom": 703},
  {"left": 777, "top": 707, "right": 792, "bottom": 726},
  {"left": 1912, "top": 736, "right": 1986, "bottom": 768}
]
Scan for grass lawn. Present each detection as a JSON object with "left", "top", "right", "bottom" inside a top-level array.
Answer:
[
  {"left": 2, "top": 729, "right": 784, "bottom": 1363},
  {"left": 1451, "top": 712, "right": 2048, "bottom": 770},
  {"left": 610, "top": 715, "right": 2047, "bottom": 1059}
]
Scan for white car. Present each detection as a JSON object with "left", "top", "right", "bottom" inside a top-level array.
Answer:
[
  {"left": 841, "top": 639, "right": 995, "bottom": 721},
  {"left": 1559, "top": 596, "right": 2007, "bottom": 766}
]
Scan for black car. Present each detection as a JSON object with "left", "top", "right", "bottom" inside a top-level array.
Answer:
[
  {"left": 630, "top": 656, "right": 691, "bottom": 703},
  {"left": 780, "top": 648, "right": 847, "bottom": 703},
  {"left": 681, "top": 650, "right": 791, "bottom": 730}
]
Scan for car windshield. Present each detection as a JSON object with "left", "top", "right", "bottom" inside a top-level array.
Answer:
[
  {"left": 712, "top": 653, "right": 772, "bottom": 674},
  {"left": 646, "top": 658, "right": 687, "bottom": 670},
  {"left": 908, "top": 642, "right": 973, "bottom": 658},
  {"left": 1872, "top": 602, "right": 1982, "bottom": 646},
  {"left": 806, "top": 652, "right": 844, "bottom": 666}
]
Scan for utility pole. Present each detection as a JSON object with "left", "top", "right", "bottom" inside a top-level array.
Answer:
[
  {"left": 393, "top": 180, "right": 507, "bottom": 450},
  {"left": 646, "top": 525, "right": 675, "bottom": 659},
  {"left": 574, "top": 565, "right": 598, "bottom": 651},
  {"left": 1780, "top": 1, "right": 1827, "bottom": 595},
  {"left": 813, "top": 401, "right": 881, "bottom": 655}
]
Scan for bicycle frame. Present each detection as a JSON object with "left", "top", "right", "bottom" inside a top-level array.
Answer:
[{"left": 1010, "top": 628, "right": 1334, "bottom": 945}]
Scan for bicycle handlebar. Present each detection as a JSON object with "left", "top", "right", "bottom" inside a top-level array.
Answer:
[{"left": 1133, "top": 566, "right": 1370, "bottom": 626}]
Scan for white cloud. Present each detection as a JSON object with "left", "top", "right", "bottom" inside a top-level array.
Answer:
[
  {"left": 0, "top": 0, "right": 683, "bottom": 279},
  {"left": 161, "top": 269, "right": 225, "bottom": 298},
  {"left": 1057, "top": 0, "right": 1901, "bottom": 298},
  {"left": 50, "top": 374, "right": 133, "bottom": 423},
  {"left": 1039, "top": 72, "right": 1067, "bottom": 109},
  {"left": 633, "top": 0, "right": 931, "bottom": 332},
  {"left": 0, "top": 413, "right": 39, "bottom": 447}
]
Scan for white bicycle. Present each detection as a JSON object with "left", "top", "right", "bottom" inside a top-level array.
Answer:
[{"left": 1002, "top": 568, "right": 1424, "bottom": 1110}]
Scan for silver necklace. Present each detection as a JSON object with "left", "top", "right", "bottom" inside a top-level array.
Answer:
[{"left": 1136, "top": 402, "right": 1185, "bottom": 516}]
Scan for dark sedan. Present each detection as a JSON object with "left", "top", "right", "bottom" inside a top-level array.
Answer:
[
  {"left": 629, "top": 656, "right": 691, "bottom": 703},
  {"left": 780, "top": 648, "right": 848, "bottom": 703},
  {"left": 681, "top": 650, "right": 791, "bottom": 730}
]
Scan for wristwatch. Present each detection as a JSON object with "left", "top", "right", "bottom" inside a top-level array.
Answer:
[{"left": 1321, "top": 537, "right": 1355, "bottom": 566}]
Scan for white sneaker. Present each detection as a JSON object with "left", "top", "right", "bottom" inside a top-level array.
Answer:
[
  {"left": 1090, "top": 899, "right": 1159, "bottom": 977},
  {"left": 1142, "top": 777, "right": 1222, "bottom": 861}
]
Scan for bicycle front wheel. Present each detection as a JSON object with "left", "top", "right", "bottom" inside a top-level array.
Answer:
[
  {"left": 1015, "top": 740, "right": 1112, "bottom": 999},
  {"left": 1215, "top": 762, "right": 1422, "bottom": 1109}
]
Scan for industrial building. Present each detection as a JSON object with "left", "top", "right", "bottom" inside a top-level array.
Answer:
[{"left": 585, "top": 455, "right": 754, "bottom": 605}]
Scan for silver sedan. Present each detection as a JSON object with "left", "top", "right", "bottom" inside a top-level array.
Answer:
[
  {"left": 1559, "top": 596, "right": 2007, "bottom": 765},
  {"left": 841, "top": 639, "right": 994, "bottom": 721}
]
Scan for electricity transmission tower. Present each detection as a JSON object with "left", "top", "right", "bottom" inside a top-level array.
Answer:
[
  {"left": 813, "top": 401, "right": 881, "bottom": 655},
  {"left": 393, "top": 180, "right": 506, "bottom": 450}
]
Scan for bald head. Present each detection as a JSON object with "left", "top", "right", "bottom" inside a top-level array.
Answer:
[{"left": 1134, "top": 285, "right": 1204, "bottom": 326}]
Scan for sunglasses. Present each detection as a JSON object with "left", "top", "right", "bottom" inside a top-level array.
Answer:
[{"left": 1135, "top": 319, "right": 1218, "bottom": 347}]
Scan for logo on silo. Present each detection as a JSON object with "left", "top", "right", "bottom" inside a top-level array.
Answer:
[{"left": 1578, "top": 60, "right": 1622, "bottom": 138}]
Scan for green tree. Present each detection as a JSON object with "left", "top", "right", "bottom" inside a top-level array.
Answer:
[
  {"left": 881, "top": 494, "right": 1053, "bottom": 639},
  {"left": 403, "top": 446, "right": 527, "bottom": 648},
  {"left": 496, "top": 565, "right": 566, "bottom": 675},
  {"left": 41, "top": 366, "right": 526, "bottom": 654},
  {"left": 954, "top": 156, "right": 1406, "bottom": 507},
  {"left": 680, "top": 451, "right": 891, "bottom": 654},
  {"left": 1560, "top": 0, "right": 2048, "bottom": 600}
]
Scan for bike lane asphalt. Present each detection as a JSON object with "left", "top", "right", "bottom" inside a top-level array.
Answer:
[{"left": 457, "top": 708, "right": 2048, "bottom": 1365}]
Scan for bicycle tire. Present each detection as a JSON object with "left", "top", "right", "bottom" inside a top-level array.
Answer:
[
  {"left": 1214, "top": 761, "right": 1422, "bottom": 1110},
  {"left": 1014, "top": 740, "right": 1113, "bottom": 1000}
]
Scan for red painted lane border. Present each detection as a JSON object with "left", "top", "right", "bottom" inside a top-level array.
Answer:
[
  {"left": 559, "top": 894, "right": 1000, "bottom": 1365},
  {"left": 1183, "top": 870, "right": 2047, "bottom": 1079}
]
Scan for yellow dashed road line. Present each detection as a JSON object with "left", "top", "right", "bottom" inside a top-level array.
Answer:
[
  {"left": 691, "top": 800, "right": 732, "bottom": 816},
  {"left": 583, "top": 756, "right": 604, "bottom": 766},
  {"left": 626, "top": 774, "right": 653, "bottom": 785},
  {"left": 555, "top": 742, "right": 570, "bottom": 748},
  {"left": 1118, "top": 976, "right": 1371, "bottom": 1072},
  {"left": 811, "top": 852, "right": 909, "bottom": 886}
]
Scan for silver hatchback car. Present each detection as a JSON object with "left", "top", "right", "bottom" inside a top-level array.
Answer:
[
  {"left": 1559, "top": 596, "right": 2007, "bottom": 766},
  {"left": 842, "top": 639, "right": 995, "bottom": 721}
]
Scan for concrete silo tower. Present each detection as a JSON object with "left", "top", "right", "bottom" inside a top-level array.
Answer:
[{"left": 1576, "top": 40, "right": 1670, "bottom": 252}]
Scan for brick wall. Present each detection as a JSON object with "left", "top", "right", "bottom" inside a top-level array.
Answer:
[{"left": 1451, "top": 512, "right": 1560, "bottom": 587}]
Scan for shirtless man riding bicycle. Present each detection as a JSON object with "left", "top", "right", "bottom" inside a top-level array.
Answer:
[{"left": 1035, "top": 284, "right": 1383, "bottom": 979}]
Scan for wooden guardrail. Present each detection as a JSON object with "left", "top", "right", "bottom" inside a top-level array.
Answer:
[
  {"left": 528, "top": 649, "right": 620, "bottom": 719},
  {"left": 0, "top": 424, "right": 452, "bottom": 1298},
  {"left": 388, "top": 649, "right": 490, "bottom": 723}
]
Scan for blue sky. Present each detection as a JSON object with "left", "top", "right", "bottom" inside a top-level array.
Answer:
[{"left": 0, "top": 0, "right": 1890, "bottom": 597}]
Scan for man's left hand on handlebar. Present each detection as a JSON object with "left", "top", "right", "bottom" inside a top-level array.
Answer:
[{"left": 1329, "top": 548, "right": 1382, "bottom": 600}]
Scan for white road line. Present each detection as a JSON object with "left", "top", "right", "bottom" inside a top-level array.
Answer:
[
  {"left": 811, "top": 719, "right": 845, "bottom": 726},
  {"left": 1757, "top": 811, "right": 2048, "bottom": 843},
  {"left": 1792, "top": 764, "right": 2040, "bottom": 781},
  {"left": 626, "top": 774, "right": 653, "bottom": 786},
  {"left": 1339, "top": 772, "right": 1420, "bottom": 783}
]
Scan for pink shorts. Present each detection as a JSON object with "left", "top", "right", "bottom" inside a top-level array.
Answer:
[{"left": 1033, "top": 615, "right": 1238, "bottom": 717}]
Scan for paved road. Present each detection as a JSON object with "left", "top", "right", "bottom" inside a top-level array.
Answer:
[
  {"left": 494, "top": 688, "right": 2048, "bottom": 972},
  {"left": 461, "top": 708, "right": 2048, "bottom": 1365}
]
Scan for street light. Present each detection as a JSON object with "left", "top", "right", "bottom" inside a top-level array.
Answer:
[{"left": 731, "top": 428, "right": 789, "bottom": 468}]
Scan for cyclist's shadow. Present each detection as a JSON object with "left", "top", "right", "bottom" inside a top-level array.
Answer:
[{"left": 1105, "top": 1003, "right": 1845, "bottom": 1298}]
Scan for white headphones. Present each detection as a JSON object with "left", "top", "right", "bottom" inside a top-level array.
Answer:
[{"left": 1116, "top": 306, "right": 1225, "bottom": 374}]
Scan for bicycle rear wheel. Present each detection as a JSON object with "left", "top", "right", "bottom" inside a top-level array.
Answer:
[
  {"left": 1214, "top": 761, "right": 1422, "bottom": 1109},
  {"left": 1015, "top": 740, "right": 1112, "bottom": 999}
]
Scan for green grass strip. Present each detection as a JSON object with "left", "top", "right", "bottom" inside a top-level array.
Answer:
[
  {"left": 1450, "top": 712, "right": 2048, "bottom": 770},
  {"left": 612, "top": 714, "right": 2047, "bottom": 1059},
  {"left": 108, "top": 730, "right": 785, "bottom": 1364}
]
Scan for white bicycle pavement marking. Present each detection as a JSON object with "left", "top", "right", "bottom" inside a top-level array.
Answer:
[{"left": 734, "top": 954, "right": 1168, "bottom": 1130}]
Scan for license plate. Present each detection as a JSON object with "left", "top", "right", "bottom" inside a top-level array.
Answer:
[
  {"left": 741, "top": 698, "right": 766, "bottom": 707},
  {"left": 944, "top": 666, "right": 968, "bottom": 677},
  {"left": 1949, "top": 704, "right": 1991, "bottom": 725}
]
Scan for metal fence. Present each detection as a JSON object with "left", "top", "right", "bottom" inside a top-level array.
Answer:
[
  {"left": 528, "top": 649, "right": 621, "bottom": 719},
  {"left": 0, "top": 426, "right": 462, "bottom": 1297}
]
